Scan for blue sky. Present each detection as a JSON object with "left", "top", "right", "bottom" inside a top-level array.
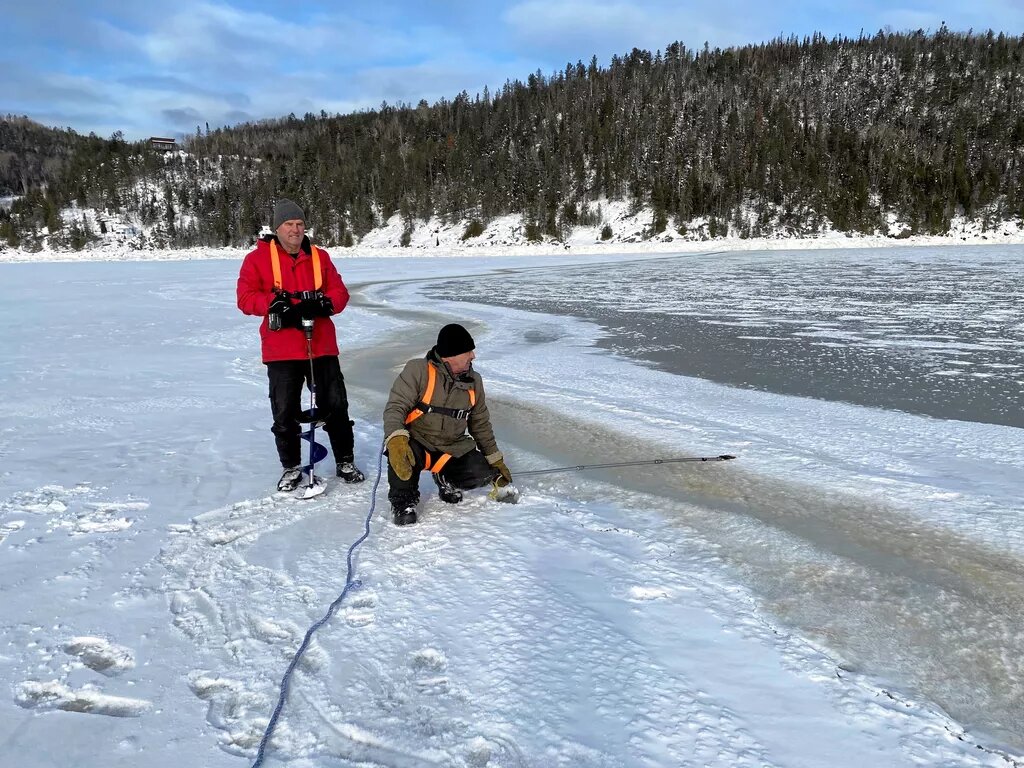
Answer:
[{"left": 2, "top": 0, "right": 1022, "bottom": 140}]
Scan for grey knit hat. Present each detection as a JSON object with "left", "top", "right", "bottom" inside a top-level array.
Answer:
[{"left": 272, "top": 198, "right": 305, "bottom": 230}]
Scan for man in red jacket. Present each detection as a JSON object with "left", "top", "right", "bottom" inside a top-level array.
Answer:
[{"left": 237, "top": 198, "right": 365, "bottom": 491}]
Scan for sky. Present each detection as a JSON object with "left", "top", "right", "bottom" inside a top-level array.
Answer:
[
  {"left": 2, "top": 0, "right": 1023, "bottom": 140},
  {"left": 1, "top": 247, "right": 1022, "bottom": 766}
]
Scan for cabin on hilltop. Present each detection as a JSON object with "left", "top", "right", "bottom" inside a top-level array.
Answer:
[{"left": 149, "top": 137, "right": 177, "bottom": 151}]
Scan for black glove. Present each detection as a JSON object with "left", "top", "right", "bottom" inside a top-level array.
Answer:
[
  {"left": 268, "top": 291, "right": 300, "bottom": 330},
  {"left": 298, "top": 293, "right": 333, "bottom": 319}
]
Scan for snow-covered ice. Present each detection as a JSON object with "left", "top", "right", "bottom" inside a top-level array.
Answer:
[{"left": 0, "top": 247, "right": 1021, "bottom": 767}]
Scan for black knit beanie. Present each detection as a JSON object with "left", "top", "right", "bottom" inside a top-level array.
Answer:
[
  {"left": 436, "top": 323, "right": 475, "bottom": 357},
  {"left": 272, "top": 198, "right": 305, "bottom": 230}
]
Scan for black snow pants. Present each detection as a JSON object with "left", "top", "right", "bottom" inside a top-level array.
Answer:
[
  {"left": 267, "top": 356, "right": 355, "bottom": 468},
  {"left": 387, "top": 439, "right": 497, "bottom": 504}
]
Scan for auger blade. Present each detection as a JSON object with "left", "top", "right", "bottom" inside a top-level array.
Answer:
[
  {"left": 298, "top": 408, "right": 325, "bottom": 424},
  {"left": 297, "top": 477, "right": 327, "bottom": 499},
  {"left": 300, "top": 435, "right": 329, "bottom": 465}
]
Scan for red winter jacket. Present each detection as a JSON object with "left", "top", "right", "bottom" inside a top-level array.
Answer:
[{"left": 236, "top": 235, "right": 351, "bottom": 362}]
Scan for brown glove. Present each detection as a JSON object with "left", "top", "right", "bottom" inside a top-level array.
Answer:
[
  {"left": 489, "top": 457, "right": 513, "bottom": 486},
  {"left": 387, "top": 434, "right": 416, "bottom": 481}
]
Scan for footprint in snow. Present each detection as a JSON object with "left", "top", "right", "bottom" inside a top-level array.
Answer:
[
  {"left": 343, "top": 590, "right": 377, "bottom": 627},
  {"left": 0, "top": 486, "right": 142, "bottom": 537},
  {"left": 14, "top": 680, "right": 151, "bottom": 717},
  {"left": 187, "top": 672, "right": 271, "bottom": 751},
  {"left": 63, "top": 636, "right": 136, "bottom": 676},
  {"left": 0, "top": 520, "right": 25, "bottom": 545},
  {"left": 410, "top": 647, "right": 449, "bottom": 694},
  {"left": 391, "top": 535, "right": 451, "bottom": 556}
]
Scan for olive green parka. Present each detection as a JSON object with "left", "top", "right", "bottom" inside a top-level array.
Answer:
[{"left": 383, "top": 349, "right": 502, "bottom": 463}]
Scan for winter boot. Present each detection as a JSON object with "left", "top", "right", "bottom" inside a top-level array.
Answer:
[
  {"left": 277, "top": 466, "right": 303, "bottom": 492},
  {"left": 391, "top": 493, "right": 419, "bottom": 526},
  {"left": 433, "top": 473, "right": 463, "bottom": 504},
  {"left": 336, "top": 459, "right": 366, "bottom": 484}
]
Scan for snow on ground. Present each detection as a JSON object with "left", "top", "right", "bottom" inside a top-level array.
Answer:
[
  {"left": 4, "top": 228, "right": 1024, "bottom": 263},
  {"left": 4, "top": 196, "right": 1024, "bottom": 263},
  {"left": 0, "top": 248, "right": 1021, "bottom": 767}
]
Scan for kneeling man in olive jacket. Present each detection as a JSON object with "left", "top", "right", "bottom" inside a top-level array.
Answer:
[{"left": 383, "top": 323, "right": 517, "bottom": 526}]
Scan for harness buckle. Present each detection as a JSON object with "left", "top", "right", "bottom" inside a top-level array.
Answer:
[{"left": 414, "top": 402, "right": 471, "bottom": 420}]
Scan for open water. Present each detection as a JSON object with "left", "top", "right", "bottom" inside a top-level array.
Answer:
[{"left": 429, "top": 245, "right": 1024, "bottom": 428}]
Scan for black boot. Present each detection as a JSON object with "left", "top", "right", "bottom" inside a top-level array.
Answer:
[
  {"left": 391, "top": 493, "right": 419, "bottom": 526},
  {"left": 336, "top": 458, "right": 365, "bottom": 483},
  {"left": 433, "top": 473, "right": 463, "bottom": 504},
  {"left": 277, "top": 466, "right": 302, "bottom": 492}
]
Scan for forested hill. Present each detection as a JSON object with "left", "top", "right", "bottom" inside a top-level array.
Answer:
[
  {"left": 3, "top": 27, "right": 1024, "bottom": 251},
  {"left": 0, "top": 117, "right": 96, "bottom": 199}
]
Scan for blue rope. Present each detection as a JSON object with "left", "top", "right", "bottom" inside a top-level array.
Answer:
[{"left": 251, "top": 444, "right": 385, "bottom": 767}]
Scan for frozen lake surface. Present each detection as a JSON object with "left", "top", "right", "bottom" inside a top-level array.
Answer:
[
  {"left": 0, "top": 250, "right": 1021, "bottom": 766},
  {"left": 429, "top": 245, "right": 1024, "bottom": 427}
]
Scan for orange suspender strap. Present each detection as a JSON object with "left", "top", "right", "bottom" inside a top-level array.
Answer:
[
  {"left": 269, "top": 239, "right": 283, "bottom": 290},
  {"left": 404, "top": 363, "right": 438, "bottom": 425},
  {"left": 429, "top": 453, "right": 453, "bottom": 474},
  {"left": 269, "top": 240, "right": 323, "bottom": 291},
  {"left": 421, "top": 449, "right": 453, "bottom": 475},
  {"left": 402, "top": 362, "right": 468, "bottom": 474},
  {"left": 310, "top": 245, "right": 323, "bottom": 290}
]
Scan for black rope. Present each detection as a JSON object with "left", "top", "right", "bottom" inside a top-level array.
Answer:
[{"left": 515, "top": 454, "right": 737, "bottom": 477}]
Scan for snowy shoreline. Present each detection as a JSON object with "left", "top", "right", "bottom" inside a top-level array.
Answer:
[{"left": 3, "top": 229, "right": 1024, "bottom": 263}]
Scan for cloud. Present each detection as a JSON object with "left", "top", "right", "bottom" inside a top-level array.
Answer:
[
  {"left": 879, "top": 2, "right": 1024, "bottom": 33},
  {"left": 118, "top": 75, "right": 251, "bottom": 108},
  {"left": 0, "top": 62, "right": 116, "bottom": 110},
  {"left": 344, "top": 52, "right": 535, "bottom": 106},
  {"left": 504, "top": 1, "right": 677, "bottom": 55},
  {"left": 6, "top": 0, "right": 1024, "bottom": 139},
  {"left": 161, "top": 107, "right": 206, "bottom": 128},
  {"left": 224, "top": 109, "right": 256, "bottom": 123},
  {"left": 4, "top": 5, "right": 146, "bottom": 67},
  {"left": 499, "top": 0, "right": 807, "bottom": 61},
  {"left": 502, "top": 0, "right": 1024, "bottom": 62},
  {"left": 138, "top": 4, "right": 290, "bottom": 79}
]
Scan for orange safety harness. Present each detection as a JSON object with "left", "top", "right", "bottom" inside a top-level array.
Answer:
[
  {"left": 404, "top": 362, "right": 477, "bottom": 474},
  {"left": 270, "top": 239, "right": 323, "bottom": 291}
]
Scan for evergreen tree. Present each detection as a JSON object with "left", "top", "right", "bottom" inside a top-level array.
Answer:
[{"left": 5, "top": 29, "right": 1024, "bottom": 248}]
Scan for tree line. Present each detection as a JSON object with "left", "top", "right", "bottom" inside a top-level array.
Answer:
[{"left": 3, "top": 26, "right": 1024, "bottom": 250}]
